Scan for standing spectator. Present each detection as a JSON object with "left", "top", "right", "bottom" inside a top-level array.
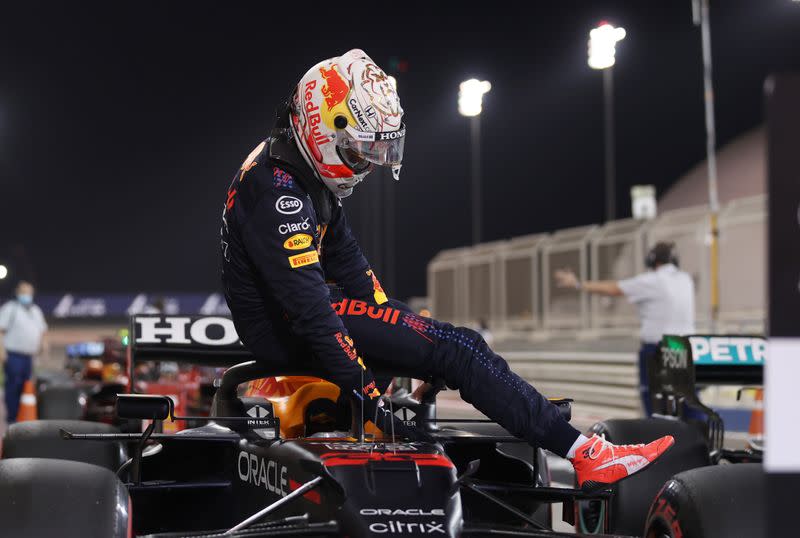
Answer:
[
  {"left": 0, "top": 281, "right": 48, "bottom": 424},
  {"left": 554, "top": 242, "right": 695, "bottom": 415}
]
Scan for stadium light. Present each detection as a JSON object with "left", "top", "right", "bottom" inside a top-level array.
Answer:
[
  {"left": 458, "top": 78, "right": 491, "bottom": 245},
  {"left": 588, "top": 22, "right": 626, "bottom": 70},
  {"left": 0, "top": 265, "right": 7, "bottom": 280},
  {"left": 458, "top": 79, "right": 492, "bottom": 117},
  {"left": 588, "top": 21, "right": 625, "bottom": 222}
]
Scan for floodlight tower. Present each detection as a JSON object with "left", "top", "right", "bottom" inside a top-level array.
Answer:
[
  {"left": 459, "top": 79, "right": 492, "bottom": 245},
  {"left": 588, "top": 21, "right": 626, "bottom": 222}
]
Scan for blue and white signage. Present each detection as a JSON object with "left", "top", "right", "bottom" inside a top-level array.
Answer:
[
  {"left": 28, "top": 293, "right": 232, "bottom": 319},
  {"left": 688, "top": 336, "right": 767, "bottom": 366}
]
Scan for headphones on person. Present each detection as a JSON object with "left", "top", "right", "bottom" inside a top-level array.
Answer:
[{"left": 645, "top": 242, "right": 679, "bottom": 269}]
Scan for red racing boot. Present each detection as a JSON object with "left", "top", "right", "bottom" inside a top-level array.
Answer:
[{"left": 570, "top": 434, "right": 675, "bottom": 491}]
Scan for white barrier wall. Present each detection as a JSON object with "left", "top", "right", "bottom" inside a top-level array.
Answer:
[
  {"left": 541, "top": 225, "right": 597, "bottom": 331},
  {"left": 464, "top": 241, "right": 505, "bottom": 327},
  {"left": 589, "top": 218, "right": 647, "bottom": 332},
  {"left": 427, "top": 195, "right": 767, "bottom": 336},
  {"left": 717, "top": 195, "right": 766, "bottom": 333},
  {"left": 427, "top": 248, "right": 464, "bottom": 324},
  {"left": 498, "top": 234, "right": 548, "bottom": 331}
]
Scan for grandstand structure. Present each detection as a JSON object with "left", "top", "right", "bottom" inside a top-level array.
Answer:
[
  {"left": 428, "top": 127, "right": 767, "bottom": 339},
  {"left": 426, "top": 128, "right": 767, "bottom": 420}
]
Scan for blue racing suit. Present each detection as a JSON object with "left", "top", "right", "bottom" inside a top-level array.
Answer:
[{"left": 220, "top": 111, "right": 580, "bottom": 457}]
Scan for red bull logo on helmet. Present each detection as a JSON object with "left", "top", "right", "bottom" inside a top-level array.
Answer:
[
  {"left": 320, "top": 65, "right": 350, "bottom": 111},
  {"left": 302, "top": 80, "right": 329, "bottom": 147}
]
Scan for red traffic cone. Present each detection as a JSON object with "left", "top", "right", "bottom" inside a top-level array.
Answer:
[
  {"left": 16, "top": 380, "right": 38, "bottom": 422},
  {"left": 748, "top": 388, "right": 764, "bottom": 444}
]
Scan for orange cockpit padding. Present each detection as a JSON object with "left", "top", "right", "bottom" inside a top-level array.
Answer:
[
  {"left": 271, "top": 381, "right": 341, "bottom": 438},
  {"left": 246, "top": 376, "right": 334, "bottom": 438},
  {"left": 246, "top": 376, "right": 324, "bottom": 399},
  {"left": 245, "top": 376, "right": 382, "bottom": 439}
]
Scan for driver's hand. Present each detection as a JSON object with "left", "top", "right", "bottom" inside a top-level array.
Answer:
[{"left": 554, "top": 268, "right": 579, "bottom": 289}]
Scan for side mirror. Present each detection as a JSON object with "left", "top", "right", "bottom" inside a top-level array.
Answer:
[{"left": 116, "top": 394, "right": 172, "bottom": 421}]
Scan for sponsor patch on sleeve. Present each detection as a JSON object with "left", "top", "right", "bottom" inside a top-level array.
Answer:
[
  {"left": 288, "top": 250, "right": 319, "bottom": 269},
  {"left": 283, "top": 234, "right": 314, "bottom": 251},
  {"left": 367, "top": 270, "right": 388, "bottom": 304},
  {"left": 273, "top": 167, "right": 295, "bottom": 189}
]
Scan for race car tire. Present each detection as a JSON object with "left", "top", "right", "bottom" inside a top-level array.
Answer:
[
  {"left": 644, "top": 463, "right": 765, "bottom": 538},
  {"left": 2, "top": 420, "right": 127, "bottom": 471},
  {"left": 577, "top": 418, "right": 710, "bottom": 535},
  {"left": 37, "top": 385, "right": 85, "bottom": 420},
  {"left": 0, "top": 458, "right": 130, "bottom": 538}
]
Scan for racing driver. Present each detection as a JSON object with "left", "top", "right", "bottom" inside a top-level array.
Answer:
[{"left": 220, "top": 49, "right": 674, "bottom": 490}]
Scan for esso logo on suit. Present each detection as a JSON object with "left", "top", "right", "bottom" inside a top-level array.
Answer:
[{"left": 275, "top": 196, "right": 303, "bottom": 215}]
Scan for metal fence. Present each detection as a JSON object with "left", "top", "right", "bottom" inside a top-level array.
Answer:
[
  {"left": 428, "top": 248, "right": 466, "bottom": 325},
  {"left": 464, "top": 241, "right": 505, "bottom": 327},
  {"left": 427, "top": 195, "right": 767, "bottom": 336},
  {"left": 499, "top": 234, "right": 547, "bottom": 331},
  {"left": 589, "top": 219, "right": 647, "bottom": 332},
  {"left": 541, "top": 225, "right": 597, "bottom": 331},
  {"left": 717, "top": 195, "right": 766, "bottom": 333}
]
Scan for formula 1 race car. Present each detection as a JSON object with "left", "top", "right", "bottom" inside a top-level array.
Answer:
[
  {"left": 0, "top": 316, "right": 765, "bottom": 537},
  {"left": 35, "top": 333, "right": 218, "bottom": 432},
  {"left": 32, "top": 336, "right": 132, "bottom": 426}
]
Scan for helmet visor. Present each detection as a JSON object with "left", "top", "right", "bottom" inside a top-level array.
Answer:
[
  {"left": 336, "top": 145, "right": 372, "bottom": 174},
  {"left": 335, "top": 124, "right": 406, "bottom": 168}
]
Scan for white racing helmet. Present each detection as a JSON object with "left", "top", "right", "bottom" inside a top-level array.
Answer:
[{"left": 290, "top": 49, "right": 405, "bottom": 198}]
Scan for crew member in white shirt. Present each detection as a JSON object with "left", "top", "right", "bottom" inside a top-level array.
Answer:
[
  {"left": 0, "top": 281, "right": 49, "bottom": 424},
  {"left": 554, "top": 242, "right": 695, "bottom": 415}
]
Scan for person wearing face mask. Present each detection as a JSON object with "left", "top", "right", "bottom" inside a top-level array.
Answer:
[{"left": 0, "top": 281, "right": 48, "bottom": 424}]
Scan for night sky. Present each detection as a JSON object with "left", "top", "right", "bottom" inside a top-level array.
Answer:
[{"left": 1, "top": 1, "right": 798, "bottom": 300}]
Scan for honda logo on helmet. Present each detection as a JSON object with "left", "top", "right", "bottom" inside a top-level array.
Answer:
[{"left": 378, "top": 129, "right": 405, "bottom": 141}]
